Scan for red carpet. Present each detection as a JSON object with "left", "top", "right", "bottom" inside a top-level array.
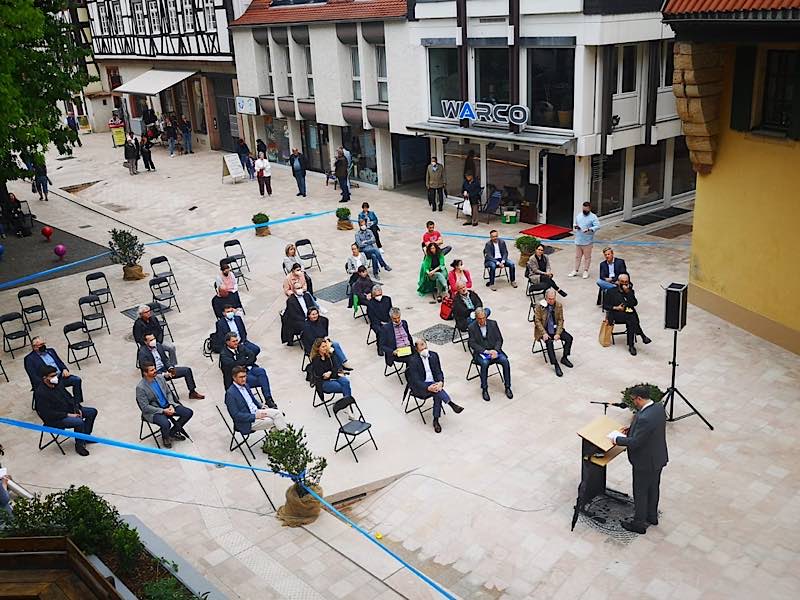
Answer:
[{"left": 519, "top": 224, "right": 573, "bottom": 240}]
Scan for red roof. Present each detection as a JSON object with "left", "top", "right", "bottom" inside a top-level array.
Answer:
[
  {"left": 232, "top": 0, "right": 408, "bottom": 27},
  {"left": 664, "top": 0, "right": 800, "bottom": 14}
]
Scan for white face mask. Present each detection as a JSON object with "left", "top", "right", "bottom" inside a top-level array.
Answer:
[
  {"left": 420, "top": 350, "right": 429, "bottom": 358},
  {"left": 360, "top": 225, "right": 367, "bottom": 231},
  {"left": 374, "top": 295, "right": 382, "bottom": 301},
  {"left": 225, "top": 312, "right": 234, "bottom": 320},
  {"left": 295, "top": 290, "right": 304, "bottom": 297},
  {"left": 49, "top": 376, "right": 59, "bottom": 385},
  {"left": 148, "top": 339, "right": 157, "bottom": 348}
]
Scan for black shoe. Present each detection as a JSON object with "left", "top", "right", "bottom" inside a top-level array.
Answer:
[
  {"left": 462, "top": 221, "right": 472, "bottom": 226},
  {"left": 84, "top": 439, "right": 98, "bottom": 444},
  {"left": 433, "top": 419, "right": 442, "bottom": 433},
  {"left": 558, "top": 289, "right": 568, "bottom": 297},
  {"left": 505, "top": 388, "right": 513, "bottom": 399},
  {"left": 75, "top": 444, "right": 89, "bottom": 456},
  {"left": 485, "top": 281, "right": 492, "bottom": 287},
  {"left": 170, "top": 431, "right": 186, "bottom": 441},
  {"left": 472, "top": 223, "right": 479, "bottom": 227},
  {"left": 266, "top": 398, "right": 278, "bottom": 409},
  {"left": 647, "top": 517, "right": 659, "bottom": 526},
  {"left": 162, "top": 437, "right": 173, "bottom": 448},
  {"left": 641, "top": 335, "right": 652, "bottom": 344},
  {"left": 629, "top": 346, "right": 637, "bottom": 356},
  {"left": 561, "top": 357, "right": 573, "bottom": 368},
  {"left": 482, "top": 389, "right": 490, "bottom": 402},
  {"left": 554, "top": 365, "right": 563, "bottom": 377},
  {"left": 377, "top": 350, "right": 384, "bottom": 357},
  {"left": 621, "top": 520, "right": 647, "bottom": 534},
  {"left": 339, "top": 199, "right": 349, "bottom": 203},
  {"left": 296, "top": 192, "right": 302, "bottom": 196},
  {"left": 449, "top": 402, "right": 464, "bottom": 414}
]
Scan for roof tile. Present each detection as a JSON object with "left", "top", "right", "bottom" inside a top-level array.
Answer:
[
  {"left": 664, "top": 0, "right": 800, "bottom": 15},
  {"left": 232, "top": 0, "right": 408, "bottom": 27}
]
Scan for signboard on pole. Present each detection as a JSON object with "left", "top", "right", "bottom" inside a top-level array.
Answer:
[{"left": 222, "top": 153, "right": 246, "bottom": 183}]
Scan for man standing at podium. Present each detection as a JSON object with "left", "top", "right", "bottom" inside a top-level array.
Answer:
[{"left": 608, "top": 386, "right": 668, "bottom": 534}]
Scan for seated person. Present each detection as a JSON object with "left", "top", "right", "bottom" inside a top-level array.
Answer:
[
  {"left": 452, "top": 282, "right": 489, "bottom": 332},
  {"left": 358, "top": 202, "right": 382, "bottom": 249},
  {"left": 483, "top": 230, "right": 517, "bottom": 290},
  {"left": 281, "top": 282, "right": 316, "bottom": 345},
  {"left": 533, "top": 289, "right": 574, "bottom": 377},
  {"left": 345, "top": 243, "right": 369, "bottom": 285},
  {"left": 310, "top": 338, "right": 353, "bottom": 399},
  {"left": 220, "top": 332, "right": 276, "bottom": 405},
  {"left": 138, "top": 333, "right": 205, "bottom": 399},
  {"left": 136, "top": 361, "right": 193, "bottom": 449},
  {"left": 301, "top": 307, "right": 352, "bottom": 370},
  {"left": 212, "top": 259, "right": 243, "bottom": 319},
  {"left": 421, "top": 221, "right": 452, "bottom": 255},
  {"left": 355, "top": 219, "right": 392, "bottom": 277},
  {"left": 406, "top": 339, "right": 463, "bottom": 433},
  {"left": 214, "top": 305, "right": 260, "bottom": 356},
  {"left": 366, "top": 284, "right": 392, "bottom": 356},
  {"left": 527, "top": 244, "right": 567, "bottom": 297},
  {"left": 417, "top": 243, "right": 447, "bottom": 302},
  {"left": 602, "top": 274, "right": 651, "bottom": 356},
  {"left": 467, "top": 308, "right": 513, "bottom": 401},
  {"left": 447, "top": 259, "right": 472, "bottom": 298},
  {"left": 34, "top": 365, "right": 98, "bottom": 456},
  {"left": 283, "top": 263, "right": 325, "bottom": 313},
  {"left": 351, "top": 266, "right": 376, "bottom": 309},
  {"left": 283, "top": 243, "right": 315, "bottom": 295},
  {"left": 225, "top": 365, "right": 286, "bottom": 435},
  {"left": 24, "top": 336, "right": 82, "bottom": 401},
  {"left": 133, "top": 304, "right": 177, "bottom": 364},
  {"left": 597, "top": 246, "right": 628, "bottom": 291},
  {"left": 380, "top": 307, "right": 415, "bottom": 367}
]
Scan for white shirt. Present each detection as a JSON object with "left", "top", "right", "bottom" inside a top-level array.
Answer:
[
  {"left": 420, "top": 353, "right": 434, "bottom": 383},
  {"left": 226, "top": 317, "right": 240, "bottom": 336},
  {"left": 607, "top": 261, "right": 615, "bottom": 279},
  {"left": 480, "top": 325, "right": 487, "bottom": 337},
  {"left": 493, "top": 242, "right": 502, "bottom": 259},
  {"left": 149, "top": 346, "right": 164, "bottom": 371},
  {"left": 296, "top": 294, "right": 308, "bottom": 315},
  {"left": 235, "top": 382, "right": 258, "bottom": 415},
  {"left": 254, "top": 158, "right": 271, "bottom": 176}
]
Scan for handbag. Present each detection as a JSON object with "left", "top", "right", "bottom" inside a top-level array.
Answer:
[
  {"left": 598, "top": 320, "right": 613, "bottom": 347},
  {"left": 439, "top": 296, "right": 454, "bottom": 320}
]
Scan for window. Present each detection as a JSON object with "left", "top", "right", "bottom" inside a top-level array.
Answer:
[
  {"left": 429, "top": 48, "right": 459, "bottom": 117},
  {"left": 662, "top": 41, "right": 675, "bottom": 88},
  {"left": 265, "top": 45, "right": 273, "bottom": 93},
  {"left": 203, "top": 0, "right": 216, "bottom": 32},
  {"left": 760, "top": 50, "right": 796, "bottom": 133},
  {"left": 342, "top": 126, "right": 378, "bottom": 184},
  {"left": 264, "top": 116, "right": 290, "bottom": 164},
  {"left": 376, "top": 45, "right": 388, "bottom": 103},
  {"left": 98, "top": 4, "right": 110, "bottom": 35},
  {"left": 304, "top": 46, "right": 314, "bottom": 97},
  {"left": 167, "top": 0, "right": 179, "bottom": 31},
  {"left": 350, "top": 46, "right": 361, "bottom": 101},
  {"left": 132, "top": 1, "right": 146, "bottom": 34},
  {"left": 111, "top": 1, "right": 123, "bottom": 33},
  {"left": 528, "top": 47, "right": 575, "bottom": 129},
  {"left": 183, "top": 0, "right": 194, "bottom": 31},
  {"left": 610, "top": 45, "right": 638, "bottom": 94},
  {"left": 672, "top": 136, "right": 696, "bottom": 196},
  {"left": 633, "top": 141, "right": 666, "bottom": 207},
  {"left": 486, "top": 147, "right": 530, "bottom": 207},
  {"left": 589, "top": 150, "right": 625, "bottom": 217},
  {"left": 444, "top": 141, "right": 481, "bottom": 185},
  {"left": 148, "top": 0, "right": 161, "bottom": 34},
  {"left": 284, "top": 46, "right": 292, "bottom": 95},
  {"left": 475, "top": 48, "right": 510, "bottom": 105},
  {"left": 192, "top": 79, "right": 207, "bottom": 133}
]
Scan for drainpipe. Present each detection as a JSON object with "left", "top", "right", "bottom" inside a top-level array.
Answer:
[
  {"left": 509, "top": 0, "right": 520, "bottom": 133},
  {"left": 456, "top": 0, "right": 469, "bottom": 128}
]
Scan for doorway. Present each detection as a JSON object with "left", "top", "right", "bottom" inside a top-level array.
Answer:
[
  {"left": 546, "top": 153, "right": 575, "bottom": 227},
  {"left": 212, "top": 77, "right": 238, "bottom": 152},
  {"left": 391, "top": 134, "right": 429, "bottom": 188},
  {"left": 300, "top": 121, "right": 329, "bottom": 173}
]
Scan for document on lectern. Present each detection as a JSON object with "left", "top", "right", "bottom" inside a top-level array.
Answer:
[{"left": 577, "top": 415, "right": 628, "bottom": 466}]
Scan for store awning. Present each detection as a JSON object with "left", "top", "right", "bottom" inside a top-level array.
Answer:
[
  {"left": 113, "top": 69, "right": 197, "bottom": 96},
  {"left": 407, "top": 121, "right": 575, "bottom": 151}
]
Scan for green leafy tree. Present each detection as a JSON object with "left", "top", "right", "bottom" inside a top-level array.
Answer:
[{"left": 0, "top": 0, "right": 94, "bottom": 197}]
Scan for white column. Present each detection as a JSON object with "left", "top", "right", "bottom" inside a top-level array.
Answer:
[
  {"left": 573, "top": 155, "right": 590, "bottom": 212},
  {"left": 574, "top": 45, "right": 597, "bottom": 139},
  {"left": 663, "top": 137, "right": 675, "bottom": 207},
  {"left": 328, "top": 126, "right": 342, "bottom": 168},
  {"left": 287, "top": 118, "right": 302, "bottom": 153},
  {"left": 375, "top": 128, "right": 393, "bottom": 190}
]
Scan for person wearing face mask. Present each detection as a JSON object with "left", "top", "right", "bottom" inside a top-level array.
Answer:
[
  {"left": 213, "top": 259, "right": 243, "bottom": 318},
  {"left": 406, "top": 339, "right": 463, "bottom": 433},
  {"left": 425, "top": 156, "right": 447, "bottom": 212},
  {"left": 569, "top": 201, "right": 600, "bottom": 279},
  {"left": 366, "top": 284, "right": 393, "bottom": 356},
  {"left": 281, "top": 283, "right": 317, "bottom": 346},
  {"left": 34, "top": 365, "right": 98, "bottom": 456},
  {"left": 281, "top": 263, "right": 326, "bottom": 313},
  {"left": 355, "top": 219, "right": 392, "bottom": 277},
  {"left": 301, "top": 307, "right": 353, "bottom": 370},
  {"left": 283, "top": 244, "right": 315, "bottom": 295},
  {"left": 214, "top": 305, "right": 261, "bottom": 356},
  {"left": 137, "top": 334, "right": 205, "bottom": 399},
  {"left": 602, "top": 274, "right": 651, "bottom": 355},
  {"left": 25, "top": 337, "right": 82, "bottom": 402}
]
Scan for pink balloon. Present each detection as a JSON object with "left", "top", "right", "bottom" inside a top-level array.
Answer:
[{"left": 54, "top": 244, "right": 67, "bottom": 258}]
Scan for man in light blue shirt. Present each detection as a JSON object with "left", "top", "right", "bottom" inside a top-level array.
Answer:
[{"left": 569, "top": 201, "right": 600, "bottom": 279}]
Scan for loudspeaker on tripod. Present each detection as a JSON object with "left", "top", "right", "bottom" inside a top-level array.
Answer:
[{"left": 664, "top": 282, "right": 687, "bottom": 331}]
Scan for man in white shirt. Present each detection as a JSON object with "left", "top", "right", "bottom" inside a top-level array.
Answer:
[
  {"left": 482, "top": 230, "right": 517, "bottom": 291},
  {"left": 406, "top": 340, "right": 463, "bottom": 433},
  {"left": 225, "top": 366, "right": 286, "bottom": 435}
]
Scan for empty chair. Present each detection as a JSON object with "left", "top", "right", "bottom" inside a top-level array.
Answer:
[
  {"left": 150, "top": 256, "right": 179, "bottom": 290},
  {"left": 295, "top": 239, "right": 321, "bottom": 272},
  {"left": 479, "top": 189, "right": 503, "bottom": 223},
  {"left": 63, "top": 322, "right": 101, "bottom": 369},
  {"left": 224, "top": 239, "right": 250, "bottom": 272},
  {"left": 18, "top": 288, "right": 51, "bottom": 329},
  {"left": 149, "top": 276, "right": 181, "bottom": 312},
  {"left": 0, "top": 312, "right": 32, "bottom": 358},
  {"left": 86, "top": 271, "right": 116, "bottom": 308},
  {"left": 332, "top": 396, "right": 377, "bottom": 463},
  {"left": 78, "top": 295, "right": 110, "bottom": 334}
]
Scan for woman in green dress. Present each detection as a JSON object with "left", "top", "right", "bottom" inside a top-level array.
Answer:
[{"left": 417, "top": 242, "right": 447, "bottom": 302}]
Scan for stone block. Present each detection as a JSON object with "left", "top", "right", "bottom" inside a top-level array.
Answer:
[
  {"left": 673, "top": 82, "right": 687, "bottom": 98},
  {"left": 684, "top": 67, "right": 724, "bottom": 85},
  {"left": 675, "top": 97, "right": 689, "bottom": 121},
  {"left": 675, "top": 41, "right": 719, "bottom": 56},
  {"left": 689, "top": 149, "right": 714, "bottom": 166},
  {"left": 674, "top": 51, "right": 721, "bottom": 71},
  {"left": 686, "top": 135, "right": 718, "bottom": 153},
  {"left": 687, "top": 97, "right": 719, "bottom": 122},
  {"left": 682, "top": 119, "right": 720, "bottom": 137},
  {"left": 672, "top": 69, "right": 686, "bottom": 85},
  {"left": 684, "top": 83, "right": 724, "bottom": 98}
]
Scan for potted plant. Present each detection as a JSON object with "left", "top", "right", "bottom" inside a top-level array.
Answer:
[
  {"left": 336, "top": 207, "right": 353, "bottom": 230},
  {"left": 514, "top": 235, "right": 540, "bottom": 267},
  {"left": 621, "top": 383, "right": 665, "bottom": 411},
  {"left": 263, "top": 425, "right": 327, "bottom": 527},
  {"left": 108, "top": 228, "right": 147, "bottom": 280},
  {"left": 252, "top": 213, "right": 270, "bottom": 236}
]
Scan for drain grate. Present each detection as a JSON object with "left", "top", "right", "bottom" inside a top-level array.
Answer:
[
  {"left": 577, "top": 489, "right": 652, "bottom": 543},
  {"left": 314, "top": 280, "right": 351, "bottom": 304},
  {"left": 414, "top": 323, "right": 455, "bottom": 346},
  {"left": 62, "top": 181, "right": 101, "bottom": 194}
]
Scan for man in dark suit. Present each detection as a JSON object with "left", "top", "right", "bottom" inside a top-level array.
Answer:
[
  {"left": 406, "top": 340, "right": 463, "bottom": 433},
  {"left": 132, "top": 304, "right": 177, "bottom": 364},
  {"left": 225, "top": 366, "right": 286, "bottom": 435},
  {"left": 597, "top": 246, "right": 628, "bottom": 290},
  {"left": 366, "top": 284, "right": 392, "bottom": 356},
  {"left": 602, "top": 273, "right": 651, "bottom": 355},
  {"left": 138, "top": 333, "right": 205, "bottom": 399},
  {"left": 379, "top": 307, "right": 415, "bottom": 369},
  {"left": 483, "top": 230, "right": 517, "bottom": 290},
  {"left": 608, "top": 385, "right": 668, "bottom": 534},
  {"left": 215, "top": 304, "right": 260, "bottom": 356},
  {"left": 136, "top": 362, "right": 193, "bottom": 449},
  {"left": 219, "top": 333, "right": 275, "bottom": 405},
  {"left": 34, "top": 365, "right": 98, "bottom": 456},
  {"left": 281, "top": 282, "right": 315, "bottom": 346},
  {"left": 452, "top": 282, "right": 488, "bottom": 333},
  {"left": 467, "top": 308, "right": 513, "bottom": 401},
  {"left": 24, "top": 336, "right": 82, "bottom": 402}
]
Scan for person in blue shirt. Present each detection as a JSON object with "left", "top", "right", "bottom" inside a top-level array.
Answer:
[
  {"left": 569, "top": 201, "right": 600, "bottom": 279},
  {"left": 357, "top": 202, "right": 382, "bottom": 249},
  {"left": 135, "top": 362, "right": 193, "bottom": 449}
]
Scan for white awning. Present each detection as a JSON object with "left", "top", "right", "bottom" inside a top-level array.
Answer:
[{"left": 114, "top": 69, "right": 197, "bottom": 96}]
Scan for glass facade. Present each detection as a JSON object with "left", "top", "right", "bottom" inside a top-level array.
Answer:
[
  {"left": 444, "top": 141, "right": 481, "bottom": 191},
  {"left": 264, "top": 116, "right": 289, "bottom": 164},
  {"left": 528, "top": 48, "right": 575, "bottom": 129},
  {"left": 589, "top": 150, "right": 625, "bottom": 217},
  {"left": 633, "top": 140, "right": 666, "bottom": 207},
  {"left": 475, "top": 48, "right": 509, "bottom": 105},
  {"left": 343, "top": 126, "right": 378, "bottom": 184},
  {"left": 429, "top": 48, "right": 459, "bottom": 117},
  {"left": 672, "top": 136, "right": 696, "bottom": 196},
  {"left": 486, "top": 147, "right": 529, "bottom": 207}
]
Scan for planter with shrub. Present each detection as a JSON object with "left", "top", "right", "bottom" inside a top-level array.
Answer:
[
  {"left": 514, "top": 235, "right": 540, "bottom": 267},
  {"left": 335, "top": 207, "right": 353, "bottom": 230},
  {"left": 252, "top": 213, "right": 271, "bottom": 237},
  {"left": 621, "top": 383, "right": 665, "bottom": 411},
  {"left": 108, "top": 228, "right": 147, "bottom": 280}
]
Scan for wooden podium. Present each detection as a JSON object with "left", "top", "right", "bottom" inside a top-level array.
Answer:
[{"left": 571, "top": 415, "right": 628, "bottom": 530}]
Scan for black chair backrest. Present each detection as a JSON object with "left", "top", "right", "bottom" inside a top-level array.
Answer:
[
  {"left": 296, "top": 239, "right": 313, "bottom": 250},
  {"left": 332, "top": 395, "right": 356, "bottom": 415},
  {"left": 0, "top": 312, "right": 24, "bottom": 326},
  {"left": 224, "top": 240, "right": 242, "bottom": 253},
  {"left": 86, "top": 272, "right": 107, "bottom": 283},
  {"left": 150, "top": 256, "right": 168, "bottom": 266},
  {"left": 18, "top": 288, "right": 40, "bottom": 300},
  {"left": 78, "top": 294, "right": 100, "bottom": 306},
  {"left": 63, "top": 321, "right": 86, "bottom": 336},
  {"left": 150, "top": 276, "right": 169, "bottom": 288}
]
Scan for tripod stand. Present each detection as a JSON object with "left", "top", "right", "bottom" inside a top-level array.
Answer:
[{"left": 663, "top": 330, "right": 713, "bottom": 430}]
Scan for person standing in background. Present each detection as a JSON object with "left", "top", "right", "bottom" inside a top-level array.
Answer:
[
  {"left": 425, "top": 156, "right": 446, "bottom": 212},
  {"left": 66, "top": 112, "right": 82, "bottom": 147},
  {"left": 254, "top": 152, "right": 272, "bottom": 197},
  {"left": 165, "top": 118, "right": 178, "bottom": 158},
  {"left": 569, "top": 201, "right": 600, "bottom": 279},
  {"left": 179, "top": 116, "right": 193, "bottom": 154},
  {"left": 334, "top": 149, "right": 350, "bottom": 203},
  {"left": 289, "top": 148, "right": 308, "bottom": 197},
  {"left": 124, "top": 133, "right": 140, "bottom": 176},
  {"left": 140, "top": 136, "right": 156, "bottom": 172}
]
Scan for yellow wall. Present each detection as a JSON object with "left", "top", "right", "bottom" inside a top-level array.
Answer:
[{"left": 690, "top": 45, "right": 800, "bottom": 351}]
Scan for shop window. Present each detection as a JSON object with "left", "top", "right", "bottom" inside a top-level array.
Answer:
[
  {"left": 429, "top": 48, "right": 459, "bottom": 118},
  {"left": 662, "top": 41, "right": 675, "bottom": 88},
  {"left": 284, "top": 46, "right": 293, "bottom": 95},
  {"left": 633, "top": 141, "right": 666, "bottom": 207},
  {"left": 98, "top": 4, "right": 110, "bottom": 35},
  {"left": 444, "top": 141, "right": 481, "bottom": 189},
  {"left": 528, "top": 47, "right": 575, "bottom": 129},
  {"left": 192, "top": 79, "right": 207, "bottom": 133},
  {"left": 475, "top": 48, "right": 510, "bottom": 105},
  {"left": 305, "top": 46, "right": 314, "bottom": 97},
  {"left": 350, "top": 46, "right": 361, "bottom": 101},
  {"left": 160, "top": 89, "right": 176, "bottom": 115},
  {"left": 167, "top": 0, "right": 179, "bottom": 31},
  {"left": 132, "top": 1, "right": 146, "bottom": 34},
  {"left": 148, "top": 0, "right": 161, "bottom": 34},
  {"left": 759, "top": 50, "right": 796, "bottom": 133},
  {"left": 183, "top": 0, "right": 194, "bottom": 31},
  {"left": 264, "top": 116, "right": 290, "bottom": 164},
  {"left": 343, "top": 126, "right": 378, "bottom": 184},
  {"left": 111, "top": 1, "right": 123, "bottom": 33},
  {"left": 176, "top": 81, "right": 191, "bottom": 120},
  {"left": 589, "top": 150, "right": 625, "bottom": 217},
  {"left": 671, "top": 136, "right": 696, "bottom": 196},
  {"left": 610, "top": 45, "right": 638, "bottom": 95},
  {"left": 376, "top": 45, "right": 388, "bottom": 103},
  {"left": 203, "top": 0, "right": 216, "bottom": 32},
  {"left": 486, "top": 147, "right": 529, "bottom": 209},
  {"left": 265, "top": 46, "right": 273, "bottom": 94}
]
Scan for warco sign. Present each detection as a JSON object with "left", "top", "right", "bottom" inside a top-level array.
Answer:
[{"left": 441, "top": 100, "right": 530, "bottom": 126}]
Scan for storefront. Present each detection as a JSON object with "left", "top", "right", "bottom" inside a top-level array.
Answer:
[
  {"left": 210, "top": 75, "right": 240, "bottom": 152},
  {"left": 300, "top": 120, "right": 330, "bottom": 173},
  {"left": 342, "top": 126, "right": 378, "bottom": 185},
  {"left": 263, "top": 115, "right": 290, "bottom": 164}
]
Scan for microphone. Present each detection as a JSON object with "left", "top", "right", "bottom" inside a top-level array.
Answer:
[{"left": 610, "top": 402, "right": 629, "bottom": 409}]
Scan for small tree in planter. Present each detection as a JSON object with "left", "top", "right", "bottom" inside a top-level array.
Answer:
[
  {"left": 336, "top": 207, "right": 353, "bottom": 230},
  {"left": 514, "top": 235, "right": 540, "bottom": 267},
  {"left": 621, "top": 383, "right": 665, "bottom": 411},
  {"left": 108, "top": 228, "right": 147, "bottom": 280},
  {"left": 262, "top": 425, "right": 327, "bottom": 527},
  {"left": 252, "top": 213, "right": 270, "bottom": 237}
]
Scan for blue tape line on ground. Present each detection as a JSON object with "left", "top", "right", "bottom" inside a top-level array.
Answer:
[{"left": 0, "top": 252, "right": 112, "bottom": 291}]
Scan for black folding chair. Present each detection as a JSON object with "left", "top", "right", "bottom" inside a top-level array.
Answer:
[
  {"left": 224, "top": 239, "right": 250, "bottom": 272},
  {"left": 531, "top": 339, "right": 564, "bottom": 364},
  {"left": 0, "top": 360, "right": 8, "bottom": 383},
  {"left": 401, "top": 384, "right": 445, "bottom": 425},
  {"left": 78, "top": 294, "right": 110, "bottom": 334},
  {"left": 466, "top": 357, "right": 504, "bottom": 383},
  {"left": 139, "top": 408, "right": 193, "bottom": 449},
  {"left": 149, "top": 276, "right": 181, "bottom": 312},
  {"left": 150, "top": 256, "right": 179, "bottom": 290},
  {"left": 18, "top": 288, "right": 51, "bottom": 329},
  {"left": 483, "top": 263, "right": 510, "bottom": 283},
  {"left": 63, "top": 321, "right": 101, "bottom": 369},
  {"left": 0, "top": 312, "right": 32, "bottom": 358},
  {"left": 148, "top": 302, "right": 174, "bottom": 342},
  {"left": 527, "top": 291, "right": 547, "bottom": 323},
  {"left": 38, "top": 428, "right": 69, "bottom": 456},
  {"left": 215, "top": 405, "right": 269, "bottom": 460},
  {"left": 478, "top": 190, "right": 503, "bottom": 223},
  {"left": 452, "top": 325, "right": 469, "bottom": 352},
  {"left": 333, "top": 396, "right": 377, "bottom": 463},
  {"left": 86, "top": 271, "right": 116, "bottom": 308},
  {"left": 225, "top": 256, "right": 250, "bottom": 291},
  {"left": 384, "top": 358, "right": 406, "bottom": 385},
  {"left": 295, "top": 239, "right": 321, "bottom": 272}
]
